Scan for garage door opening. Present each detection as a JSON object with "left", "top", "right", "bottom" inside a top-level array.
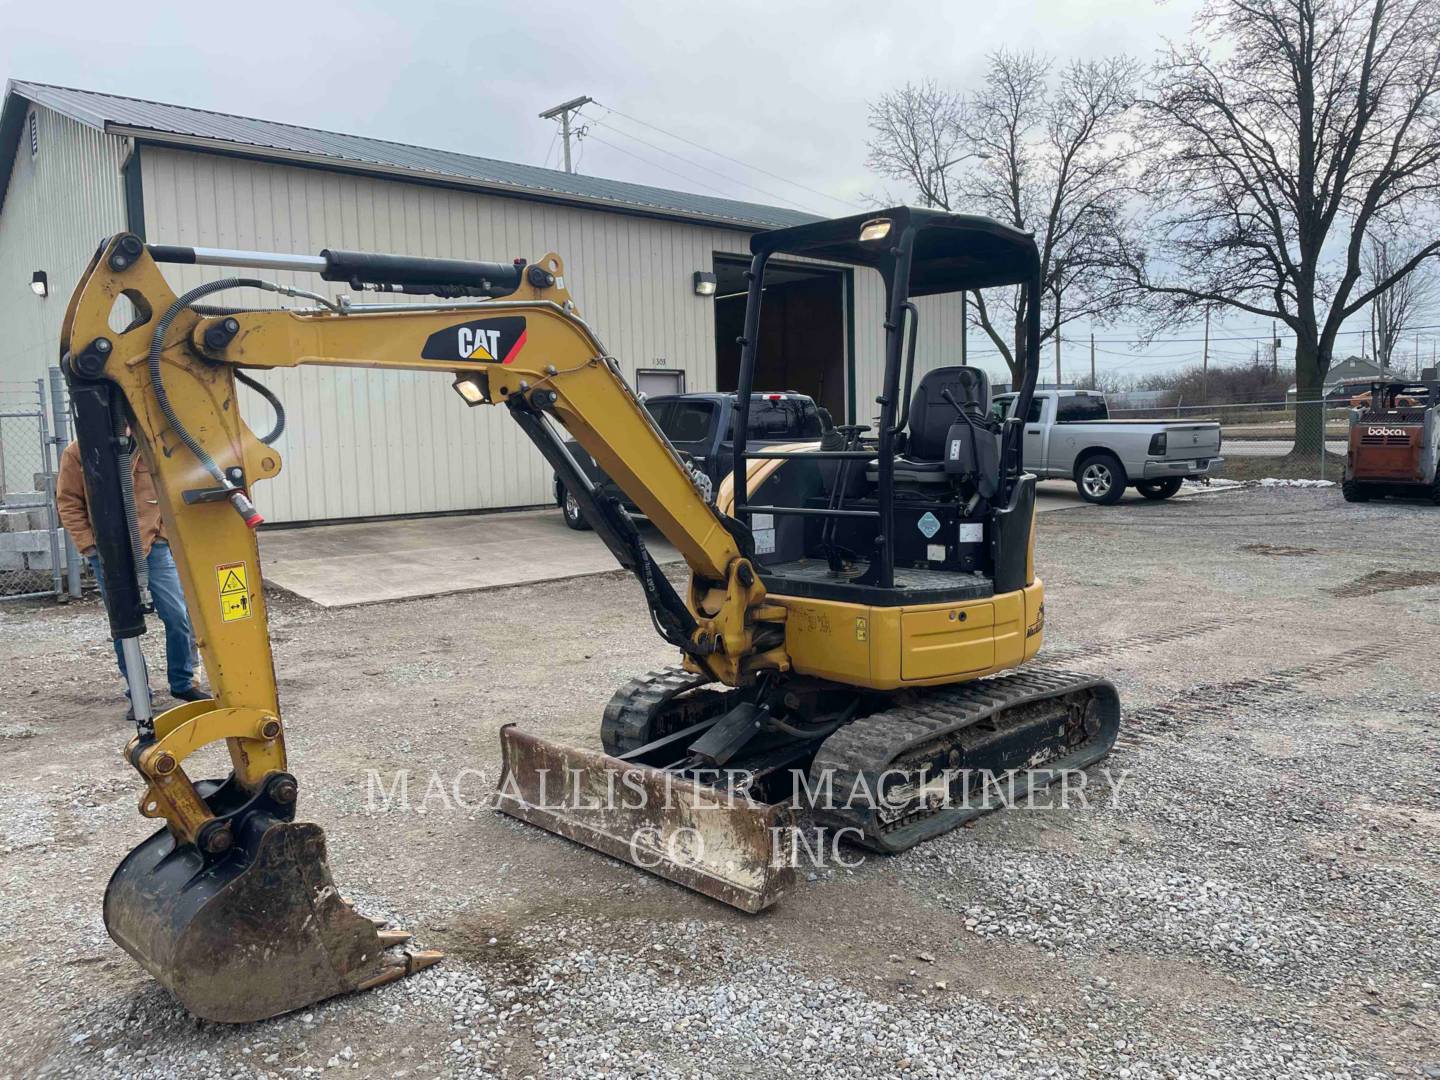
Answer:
[{"left": 713, "top": 255, "right": 849, "bottom": 421}]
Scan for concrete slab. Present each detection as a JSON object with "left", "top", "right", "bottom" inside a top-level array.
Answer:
[
  {"left": 259, "top": 482, "right": 1184, "bottom": 608},
  {"left": 259, "top": 509, "right": 680, "bottom": 608}
]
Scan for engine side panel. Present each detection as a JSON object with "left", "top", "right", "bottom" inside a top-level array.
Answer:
[{"left": 772, "top": 581, "right": 1044, "bottom": 691}]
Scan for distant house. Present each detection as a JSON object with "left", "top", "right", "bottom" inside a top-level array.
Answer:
[{"left": 1286, "top": 355, "right": 1406, "bottom": 403}]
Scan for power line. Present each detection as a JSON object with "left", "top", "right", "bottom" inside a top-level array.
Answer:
[
  {"left": 1066, "top": 322, "right": 1440, "bottom": 346},
  {"left": 595, "top": 103, "right": 865, "bottom": 212},
  {"left": 579, "top": 130, "right": 766, "bottom": 203},
  {"left": 577, "top": 110, "right": 821, "bottom": 213}
]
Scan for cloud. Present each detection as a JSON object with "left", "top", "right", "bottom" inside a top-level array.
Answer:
[{"left": 1, "top": 0, "right": 1199, "bottom": 213}]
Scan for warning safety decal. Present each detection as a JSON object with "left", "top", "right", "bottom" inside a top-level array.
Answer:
[{"left": 216, "top": 561, "right": 253, "bottom": 623}]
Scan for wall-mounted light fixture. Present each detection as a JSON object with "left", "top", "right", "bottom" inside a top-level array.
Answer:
[
  {"left": 693, "top": 271, "right": 717, "bottom": 297},
  {"left": 30, "top": 270, "right": 48, "bottom": 297}
]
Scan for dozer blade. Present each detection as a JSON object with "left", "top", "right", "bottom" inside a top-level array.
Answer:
[
  {"left": 495, "top": 725, "right": 794, "bottom": 913},
  {"left": 104, "top": 810, "right": 440, "bottom": 1023}
]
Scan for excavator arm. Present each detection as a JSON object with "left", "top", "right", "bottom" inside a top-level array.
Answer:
[{"left": 60, "top": 234, "right": 787, "bottom": 1022}]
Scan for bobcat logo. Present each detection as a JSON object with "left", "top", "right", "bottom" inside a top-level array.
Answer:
[
  {"left": 1367, "top": 426, "right": 1411, "bottom": 437},
  {"left": 421, "top": 316, "right": 528, "bottom": 364}
]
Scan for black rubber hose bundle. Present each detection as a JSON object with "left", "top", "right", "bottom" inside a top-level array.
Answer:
[
  {"left": 235, "top": 369, "right": 286, "bottom": 446},
  {"left": 147, "top": 278, "right": 277, "bottom": 524}
]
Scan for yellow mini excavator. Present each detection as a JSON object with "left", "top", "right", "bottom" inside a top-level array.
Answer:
[{"left": 62, "top": 208, "right": 1119, "bottom": 1024}]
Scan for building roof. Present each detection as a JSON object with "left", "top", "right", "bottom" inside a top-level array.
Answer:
[{"left": 0, "top": 80, "right": 820, "bottom": 230}]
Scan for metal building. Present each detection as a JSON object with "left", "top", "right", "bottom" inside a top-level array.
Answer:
[{"left": 0, "top": 81, "right": 965, "bottom": 523}]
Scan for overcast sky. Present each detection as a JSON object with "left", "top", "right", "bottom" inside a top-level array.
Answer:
[{"left": 2, "top": 0, "right": 1419, "bottom": 385}]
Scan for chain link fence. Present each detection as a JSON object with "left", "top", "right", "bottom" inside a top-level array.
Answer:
[
  {"left": 1109, "top": 397, "right": 1348, "bottom": 482},
  {"left": 0, "top": 371, "right": 84, "bottom": 601}
]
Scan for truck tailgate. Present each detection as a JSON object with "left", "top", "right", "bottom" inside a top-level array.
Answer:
[{"left": 1161, "top": 423, "right": 1221, "bottom": 458}]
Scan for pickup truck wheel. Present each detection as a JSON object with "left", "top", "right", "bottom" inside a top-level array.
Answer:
[
  {"left": 559, "top": 484, "right": 592, "bottom": 530},
  {"left": 1136, "top": 478, "right": 1183, "bottom": 501},
  {"left": 1076, "top": 452, "right": 1128, "bottom": 505},
  {"left": 1341, "top": 479, "right": 1372, "bottom": 503}
]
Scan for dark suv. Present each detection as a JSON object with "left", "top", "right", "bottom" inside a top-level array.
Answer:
[{"left": 555, "top": 391, "right": 825, "bottom": 529}]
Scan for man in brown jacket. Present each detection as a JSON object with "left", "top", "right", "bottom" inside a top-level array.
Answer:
[{"left": 57, "top": 441, "right": 207, "bottom": 719}]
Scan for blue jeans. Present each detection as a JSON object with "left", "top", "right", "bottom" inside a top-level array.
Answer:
[{"left": 90, "top": 542, "right": 198, "bottom": 696}]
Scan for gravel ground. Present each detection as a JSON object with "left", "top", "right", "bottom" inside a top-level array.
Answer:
[{"left": 2, "top": 486, "right": 1438, "bottom": 1079}]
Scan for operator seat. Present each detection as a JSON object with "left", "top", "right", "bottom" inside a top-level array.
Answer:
[
  {"left": 880, "top": 366, "right": 996, "bottom": 490},
  {"left": 907, "top": 366, "right": 991, "bottom": 461}
]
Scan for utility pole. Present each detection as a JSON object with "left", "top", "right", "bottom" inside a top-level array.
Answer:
[
  {"left": 1271, "top": 319, "right": 1278, "bottom": 377},
  {"left": 539, "top": 96, "right": 594, "bottom": 174},
  {"left": 1201, "top": 309, "right": 1210, "bottom": 403},
  {"left": 1055, "top": 333, "right": 1061, "bottom": 387},
  {"left": 1089, "top": 332, "right": 1096, "bottom": 388}
]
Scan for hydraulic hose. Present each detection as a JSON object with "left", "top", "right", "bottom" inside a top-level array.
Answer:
[
  {"left": 235, "top": 370, "right": 286, "bottom": 446},
  {"left": 185, "top": 304, "right": 287, "bottom": 446},
  {"left": 148, "top": 278, "right": 284, "bottom": 526}
]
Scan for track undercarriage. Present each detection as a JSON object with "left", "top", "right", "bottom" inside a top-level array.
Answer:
[{"left": 498, "top": 664, "right": 1120, "bottom": 912}]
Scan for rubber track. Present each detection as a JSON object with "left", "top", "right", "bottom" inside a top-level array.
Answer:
[
  {"left": 809, "top": 668, "right": 1120, "bottom": 852},
  {"left": 606, "top": 614, "right": 1248, "bottom": 753},
  {"left": 601, "top": 665, "right": 714, "bottom": 755}
]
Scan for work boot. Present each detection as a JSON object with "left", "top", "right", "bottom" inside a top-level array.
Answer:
[{"left": 172, "top": 684, "right": 211, "bottom": 703}]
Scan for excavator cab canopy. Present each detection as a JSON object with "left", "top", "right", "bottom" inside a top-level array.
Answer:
[
  {"left": 749, "top": 206, "right": 1041, "bottom": 295},
  {"left": 730, "top": 207, "right": 1043, "bottom": 597}
]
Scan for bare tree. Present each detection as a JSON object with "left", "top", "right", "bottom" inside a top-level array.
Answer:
[
  {"left": 1365, "top": 232, "right": 1437, "bottom": 371},
  {"left": 866, "top": 81, "right": 969, "bottom": 212},
  {"left": 866, "top": 52, "right": 1142, "bottom": 386},
  {"left": 1130, "top": 0, "right": 1440, "bottom": 454}
]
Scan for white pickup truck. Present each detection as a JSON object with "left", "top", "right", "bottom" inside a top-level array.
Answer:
[{"left": 992, "top": 389, "right": 1223, "bottom": 504}]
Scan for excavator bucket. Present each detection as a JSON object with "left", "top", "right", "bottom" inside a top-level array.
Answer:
[
  {"left": 104, "top": 806, "right": 439, "bottom": 1024},
  {"left": 495, "top": 725, "right": 794, "bottom": 913}
]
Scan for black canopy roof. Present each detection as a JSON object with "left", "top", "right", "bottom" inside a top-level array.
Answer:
[{"left": 750, "top": 206, "right": 1039, "bottom": 295}]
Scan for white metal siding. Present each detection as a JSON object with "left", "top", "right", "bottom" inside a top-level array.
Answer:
[
  {"left": 0, "top": 106, "right": 128, "bottom": 390},
  {"left": 141, "top": 147, "right": 764, "bottom": 523},
  {"left": 0, "top": 104, "right": 985, "bottom": 525},
  {"left": 0, "top": 135, "right": 969, "bottom": 524}
]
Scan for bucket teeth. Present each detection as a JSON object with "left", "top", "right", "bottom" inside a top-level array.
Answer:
[
  {"left": 406, "top": 948, "right": 444, "bottom": 974},
  {"left": 354, "top": 948, "right": 444, "bottom": 991},
  {"left": 104, "top": 816, "right": 442, "bottom": 1023}
]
